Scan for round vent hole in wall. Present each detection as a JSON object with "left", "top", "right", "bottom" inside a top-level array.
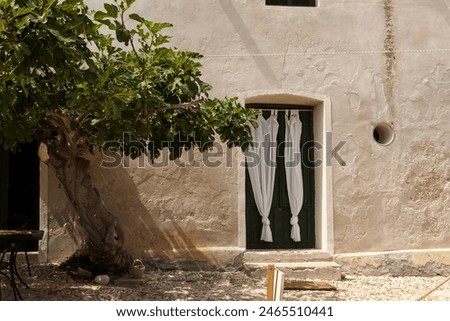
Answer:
[{"left": 373, "top": 123, "right": 395, "bottom": 145}]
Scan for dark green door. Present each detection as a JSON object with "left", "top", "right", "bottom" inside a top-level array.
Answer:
[{"left": 246, "top": 106, "right": 315, "bottom": 249}]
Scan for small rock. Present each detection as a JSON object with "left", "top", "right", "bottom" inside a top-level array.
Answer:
[{"left": 94, "top": 274, "right": 110, "bottom": 285}]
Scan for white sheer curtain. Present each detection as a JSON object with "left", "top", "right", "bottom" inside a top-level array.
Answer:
[
  {"left": 246, "top": 112, "right": 279, "bottom": 242},
  {"left": 284, "top": 111, "right": 303, "bottom": 242}
]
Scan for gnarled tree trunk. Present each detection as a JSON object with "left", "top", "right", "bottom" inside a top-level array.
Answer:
[
  {"left": 39, "top": 113, "right": 132, "bottom": 273},
  {"left": 49, "top": 154, "right": 131, "bottom": 273}
]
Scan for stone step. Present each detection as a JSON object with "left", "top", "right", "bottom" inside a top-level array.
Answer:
[
  {"left": 243, "top": 261, "right": 342, "bottom": 281},
  {"left": 243, "top": 250, "right": 334, "bottom": 263}
]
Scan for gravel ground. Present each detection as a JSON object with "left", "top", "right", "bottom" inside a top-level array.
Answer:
[{"left": 1, "top": 263, "right": 450, "bottom": 301}]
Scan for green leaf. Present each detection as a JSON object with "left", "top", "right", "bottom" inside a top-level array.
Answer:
[
  {"left": 90, "top": 118, "right": 102, "bottom": 126},
  {"left": 94, "top": 11, "right": 110, "bottom": 21},
  {"left": 125, "top": 0, "right": 136, "bottom": 7},
  {"left": 144, "top": 21, "right": 173, "bottom": 34},
  {"left": 98, "top": 65, "right": 114, "bottom": 87},
  {"left": 20, "top": 78, "right": 29, "bottom": 97},
  {"left": 110, "top": 100, "right": 121, "bottom": 120},
  {"left": 114, "top": 92, "right": 134, "bottom": 103},
  {"left": 17, "top": 42, "right": 30, "bottom": 56},
  {"left": 16, "top": 15, "right": 31, "bottom": 31},
  {"left": 12, "top": 7, "right": 34, "bottom": 19},
  {"left": 103, "top": 3, "right": 118, "bottom": 19},
  {"left": 44, "top": 0, "right": 58, "bottom": 11},
  {"left": 96, "top": 18, "right": 115, "bottom": 30},
  {"left": 129, "top": 13, "right": 145, "bottom": 23},
  {"left": 0, "top": 91, "right": 16, "bottom": 112},
  {"left": 46, "top": 28, "right": 75, "bottom": 43}
]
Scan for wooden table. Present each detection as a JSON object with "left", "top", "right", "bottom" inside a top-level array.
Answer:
[{"left": 0, "top": 229, "right": 44, "bottom": 300}]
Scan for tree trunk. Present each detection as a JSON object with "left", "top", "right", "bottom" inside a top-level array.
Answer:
[
  {"left": 37, "top": 112, "right": 132, "bottom": 273},
  {"left": 47, "top": 149, "right": 131, "bottom": 273}
]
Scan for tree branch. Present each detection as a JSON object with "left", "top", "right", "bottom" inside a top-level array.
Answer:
[
  {"left": 158, "top": 98, "right": 204, "bottom": 113},
  {"left": 44, "top": 110, "right": 90, "bottom": 158}
]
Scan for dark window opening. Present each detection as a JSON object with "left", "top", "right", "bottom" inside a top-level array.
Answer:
[
  {"left": 266, "top": 0, "right": 316, "bottom": 7},
  {"left": 0, "top": 141, "right": 40, "bottom": 251}
]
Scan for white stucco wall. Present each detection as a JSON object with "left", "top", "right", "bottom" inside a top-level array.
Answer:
[{"left": 43, "top": 0, "right": 450, "bottom": 271}]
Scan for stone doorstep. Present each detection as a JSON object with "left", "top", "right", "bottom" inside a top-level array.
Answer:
[
  {"left": 243, "top": 261, "right": 342, "bottom": 281},
  {"left": 243, "top": 249, "right": 334, "bottom": 263}
]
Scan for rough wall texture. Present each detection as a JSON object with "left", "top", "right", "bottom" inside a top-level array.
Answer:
[
  {"left": 135, "top": 0, "right": 449, "bottom": 253},
  {"left": 332, "top": 0, "right": 450, "bottom": 253},
  {"left": 89, "top": 149, "right": 243, "bottom": 265},
  {"left": 41, "top": 166, "right": 81, "bottom": 263},
  {"left": 43, "top": 0, "right": 450, "bottom": 270}
]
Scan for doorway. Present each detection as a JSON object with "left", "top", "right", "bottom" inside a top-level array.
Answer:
[
  {"left": 0, "top": 141, "right": 40, "bottom": 250},
  {"left": 245, "top": 105, "right": 315, "bottom": 249}
]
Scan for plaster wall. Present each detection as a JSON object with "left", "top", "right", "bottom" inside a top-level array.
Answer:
[{"left": 43, "top": 0, "right": 450, "bottom": 268}]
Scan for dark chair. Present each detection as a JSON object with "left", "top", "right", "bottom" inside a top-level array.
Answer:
[
  {"left": 0, "top": 247, "right": 12, "bottom": 300},
  {"left": 0, "top": 244, "right": 25, "bottom": 300},
  {"left": 7, "top": 215, "right": 32, "bottom": 276}
]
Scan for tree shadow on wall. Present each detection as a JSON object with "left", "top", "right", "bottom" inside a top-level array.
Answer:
[
  {"left": 217, "top": 0, "right": 281, "bottom": 88},
  {"left": 91, "top": 155, "right": 221, "bottom": 271}
]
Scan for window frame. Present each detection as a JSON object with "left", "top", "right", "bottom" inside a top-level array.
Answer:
[{"left": 265, "top": 0, "right": 316, "bottom": 7}]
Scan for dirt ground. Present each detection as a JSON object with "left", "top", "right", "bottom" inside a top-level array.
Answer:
[{"left": 1, "top": 263, "right": 450, "bottom": 301}]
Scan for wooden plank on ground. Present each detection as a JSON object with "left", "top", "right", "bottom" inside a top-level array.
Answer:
[
  {"left": 273, "top": 268, "right": 285, "bottom": 301},
  {"left": 266, "top": 264, "right": 285, "bottom": 301},
  {"left": 284, "top": 279, "right": 337, "bottom": 291},
  {"left": 266, "top": 264, "right": 275, "bottom": 301}
]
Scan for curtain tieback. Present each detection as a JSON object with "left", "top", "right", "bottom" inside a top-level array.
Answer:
[{"left": 290, "top": 217, "right": 299, "bottom": 225}]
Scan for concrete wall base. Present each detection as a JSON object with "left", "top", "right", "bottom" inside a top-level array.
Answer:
[
  {"left": 140, "top": 246, "right": 246, "bottom": 269},
  {"left": 335, "top": 249, "right": 450, "bottom": 276}
]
